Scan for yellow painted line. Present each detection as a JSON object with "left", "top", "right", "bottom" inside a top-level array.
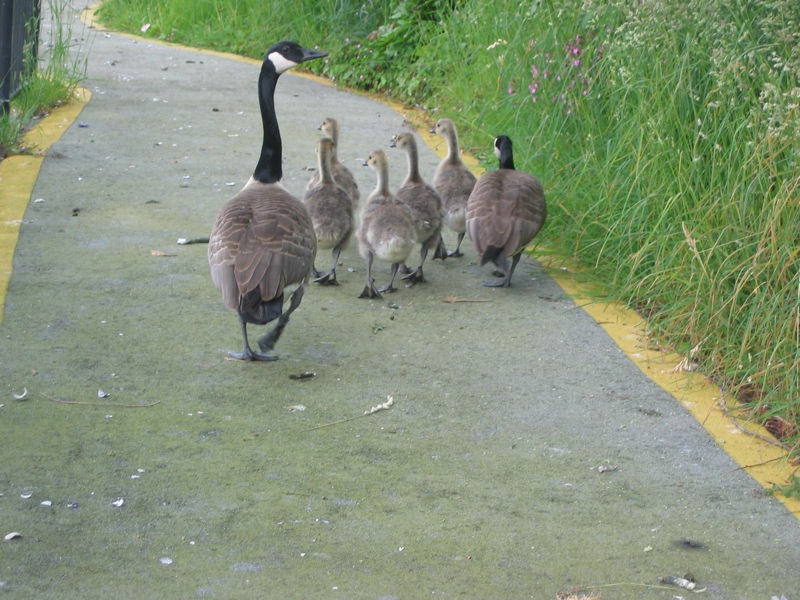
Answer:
[
  {"left": 0, "top": 87, "right": 91, "bottom": 324},
  {"left": 80, "top": 4, "right": 800, "bottom": 516},
  {"left": 544, "top": 259, "right": 799, "bottom": 518}
]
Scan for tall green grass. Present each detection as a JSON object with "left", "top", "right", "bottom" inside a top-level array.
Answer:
[
  {"left": 0, "top": 0, "right": 89, "bottom": 158},
  {"left": 97, "top": 0, "right": 799, "bottom": 453}
]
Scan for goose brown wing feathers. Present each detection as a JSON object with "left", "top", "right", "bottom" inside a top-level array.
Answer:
[
  {"left": 466, "top": 170, "right": 546, "bottom": 261},
  {"left": 209, "top": 184, "right": 317, "bottom": 311}
]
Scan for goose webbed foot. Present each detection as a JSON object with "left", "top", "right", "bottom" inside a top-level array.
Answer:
[
  {"left": 481, "top": 276, "right": 511, "bottom": 288},
  {"left": 228, "top": 347, "right": 279, "bottom": 362},
  {"left": 376, "top": 282, "right": 398, "bottom": 294},
  {"left": 398, "top": 263, "right": 412, "bottom": 275},
  {"left": 481, "top": 254, "right": 520, "bottom": 288},
  {"left": 358, "top": 279, "right": 382, "bottom": 299},
  {"left": 401, "top": 266, "right": 426, "bottom": 286},
  {"left": 313, "top": 270, "right": 339, "bottom": 285}
]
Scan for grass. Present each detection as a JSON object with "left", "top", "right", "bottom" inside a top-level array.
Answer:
[
  {"left": 90, "top": 0, "right": 800, "bottom": 465},
  {"left": 0, "top": 0, "right": 89, "bottom": 159}
]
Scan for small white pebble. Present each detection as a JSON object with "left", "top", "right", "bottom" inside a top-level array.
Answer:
[
  {"left": 41, "top": 500, "right": 52, "bottom": 507},
  {"left": 112, "top": 498, "right": 124, "bottom": 507}
]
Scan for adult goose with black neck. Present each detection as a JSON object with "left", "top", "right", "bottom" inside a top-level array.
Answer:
[
  {"left": 465, "top": 135, "right": 546, "bottom": 287},
  {"left": 208, "top": 41, "right": 326, "bottom": 361}
]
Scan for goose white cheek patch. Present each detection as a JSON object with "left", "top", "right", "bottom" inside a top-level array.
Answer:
[{"left": 269, "top": 52, "right": 299, "bottom": 74}]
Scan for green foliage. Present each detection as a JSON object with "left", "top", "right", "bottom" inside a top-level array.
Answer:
[
  {"left": 95, "top": 0, "right": 800, "bottom": 449},
  {"left": 769, "top": 474, "right": 800, "bottom": 500},
  {"left": 0, "top": 0, "right": 89, "bottom": 158}
]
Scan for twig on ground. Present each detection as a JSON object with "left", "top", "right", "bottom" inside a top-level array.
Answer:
[
  {"left": 717, "top": 395, "right": 791, "bottom": 451},
  {"left": 305, "top": 396, "right": 395, "bottom": 431},
  {"left": 44, "top": 393, "right": 160, "bottom": 408},
  {"left": 443, "top": 296, "right": 492, "bottom": 303}
]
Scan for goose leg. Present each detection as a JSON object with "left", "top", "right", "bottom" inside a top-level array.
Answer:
[
  {"left": 482, "top": 253, "right": 520, "bottom": 288},
  {"left": 377, "top": 262, "right": 401, "bottom": 294},
  {"left": 229, "top": 314, "right": 279, "bottom": 362},
  {"left": 257, "top": 283, "right": 307, "bottom": 355},
  {"left": 314, "top": 244, "right": 342, "bottom": 285},
  {"left": 447, "top": 232, "right": 465, "bottom": 258},
  {"left": 402, "top": 244, "right": 430, "bottom": 286},
  {"left": 502, "top": 253, "right": 522, "bottom": 287},
  {"left": 358, "top": 252, "right": 382, "bottom": 299},
  {"left": 482, "top": 254, "right": 510, "bottom": 287},
  {"left": 433, "top": 234, "right": 448, "bottom": 261}
]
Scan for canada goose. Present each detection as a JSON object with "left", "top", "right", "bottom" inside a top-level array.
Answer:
[
  {"left": 430, "top": 118, "right": 477, "bottom": 258},
  {"left": 303, "top": 136, "right": 355, "bottom": 285},
  {"left": 208, "top": 41, "right": 326, "bottom": 361},
  {"left": 465, "top": 135, "right": 546, "bottom": 287},
  {"left": 390, "top": 131, "right": 444, "bottom": 284},
  {"left": 305, "top": 117, "right": 360, "bottom": 204},
  {"left": 356, "top": 149, "right": 416, "bottom": 299}
]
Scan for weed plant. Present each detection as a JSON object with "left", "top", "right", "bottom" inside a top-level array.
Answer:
[
  {"left": 97, "top": 0, "right": 799, "bottom": 455},
  {"left": 0, "top": 0, "right": 89, "bottom": 159}
]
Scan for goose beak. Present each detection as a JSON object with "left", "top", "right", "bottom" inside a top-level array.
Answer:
[{"left": 299, "top": 47, "right": 328, "bottom": 63}]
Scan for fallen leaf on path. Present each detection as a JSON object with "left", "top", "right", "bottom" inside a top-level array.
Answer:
[{"left": 442, "top": 296, "right": 492, "bottom": 303}]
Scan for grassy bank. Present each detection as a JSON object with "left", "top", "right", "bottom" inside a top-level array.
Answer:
[
  {"left": 95, "top": 0, "right": 799, "bottom": 460},
  {"left": 0, "top": 0, "right": 89, "bottom": 159}
]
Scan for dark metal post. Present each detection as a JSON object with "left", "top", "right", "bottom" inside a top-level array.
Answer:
[{"left": 0, "top": 0, "right": 42, "bottom": 115}]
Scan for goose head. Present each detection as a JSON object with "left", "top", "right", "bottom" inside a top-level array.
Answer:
[
  {"left": 430, "top": 118, "right": 453, "bottom": 137},
  {"left": 266, "top": 41, "right": 327, "bottom": 74},
  {"left": 318, "top": 117, "right": 338, "bottom": 138},
  {"left": 364, "top": 149, "right": 388, "bottom": 171}
]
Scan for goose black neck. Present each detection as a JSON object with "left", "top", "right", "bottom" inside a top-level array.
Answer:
[
  {"left": 253, "top": 62, "right": 282, "bottom": 184},
  {"left": 498, "top": 153, "right": 515, "bottom": 170}
]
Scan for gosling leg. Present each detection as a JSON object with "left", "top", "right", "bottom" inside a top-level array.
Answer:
[{"left": 358, "top": 252, "right": 382, "bottom": 299}]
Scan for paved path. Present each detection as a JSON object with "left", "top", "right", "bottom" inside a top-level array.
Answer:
[{"left": 0, "top": 3, "right": 798, "bottom": 598}]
